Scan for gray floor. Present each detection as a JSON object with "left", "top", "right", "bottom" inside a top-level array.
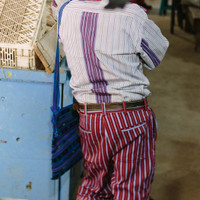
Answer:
[
  {"left": 71, "top": 6, "right": 200, "bottom": 200},
  {"left": 147, "top": 13, "right": 200, "bottom": 200}
]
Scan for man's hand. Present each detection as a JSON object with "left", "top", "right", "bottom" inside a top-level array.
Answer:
[{"left": 105, "top": 0, "right": 130, "bottom": 9}]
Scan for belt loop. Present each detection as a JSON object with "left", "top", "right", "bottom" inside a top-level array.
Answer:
[
  {"left": 123, "top": 101, "right": 127, "bottom": 114},
  {"left": 84, "top": 104, "right": 87, "bottom": 115},
  {"left": 102, "top": 102, "right": 106, "bottom": 116},
  {"left": 144, "top": 98, "right": 148, "bottom": 110}
]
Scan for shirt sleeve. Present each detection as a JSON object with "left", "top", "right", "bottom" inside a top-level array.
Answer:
[{"left": 136, "top": 18, "right": 169, "bottom": 70}]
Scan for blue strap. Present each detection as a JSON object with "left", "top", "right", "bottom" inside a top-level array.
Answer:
[{"left": 53, "top": 0, "right": 72, "bottom": 112}]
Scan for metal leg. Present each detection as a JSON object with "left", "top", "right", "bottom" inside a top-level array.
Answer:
[
  {"left": 58, "top": 177, "right": 61, "bottom": 200},
  {"left": 171, "top": 0, "right": 175, "bottom": 33},
  {"left": 159, "top": 0, "right": 165, "bottom": 15}
]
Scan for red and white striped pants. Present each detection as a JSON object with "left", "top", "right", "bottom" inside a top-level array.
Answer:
[{"left": 77, "top": 104, "right": 157, "bottom": 200}]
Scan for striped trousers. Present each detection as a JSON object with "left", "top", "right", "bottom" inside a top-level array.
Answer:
[{"left": 77, "top": 104, "right": 157, "bottom": 200}]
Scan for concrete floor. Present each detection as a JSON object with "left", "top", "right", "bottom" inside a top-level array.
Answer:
[
  {"left": 71, "top": 5, "right": 200, "bottom": 200},
  {"left": 146, "top": 13, "right": 200, "bottom": 200}
]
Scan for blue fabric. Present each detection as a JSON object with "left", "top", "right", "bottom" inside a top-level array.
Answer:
[
  {"left": 51, "top": 0, "right": 82, "bottom": 180},
  {"left": 52, "top": 0, "right": 72, "bottom": 112}
]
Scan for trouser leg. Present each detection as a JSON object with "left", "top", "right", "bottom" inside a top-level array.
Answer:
[
  {"left": 110, "top": 127, "right": 156, "bottom": 200},
  {"left": 77, "top": 112, "right": 113, "bottom": 199},
  {"left": 104, "top": 107, "right": 156, "bottom": 200}
]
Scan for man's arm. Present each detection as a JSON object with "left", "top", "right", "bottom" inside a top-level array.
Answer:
[
  {"left": 105, "top": 0, "right": 130, "bottom": 9},
  {"left": 135, "top": 19, "right": 169, "bottom": 70}
]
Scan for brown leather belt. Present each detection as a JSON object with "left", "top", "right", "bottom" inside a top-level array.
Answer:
[{"left": 77, "top": 99, "right": 146, "bottom": 112}]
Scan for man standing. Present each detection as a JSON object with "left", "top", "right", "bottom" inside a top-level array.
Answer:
[{"left": 58, "top": 0, "right": 169, "bottom": 199}]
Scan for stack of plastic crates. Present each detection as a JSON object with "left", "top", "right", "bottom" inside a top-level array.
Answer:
[{"left": 0, "top": 0, "right": 46, "bottom": 70}]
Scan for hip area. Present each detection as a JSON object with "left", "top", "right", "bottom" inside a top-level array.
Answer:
[
  {"left": 78, "top": 101, "right": 157, "bottom": 156},
  {"left": 78, "top": 99, "right": 156, "bottom": 134}
]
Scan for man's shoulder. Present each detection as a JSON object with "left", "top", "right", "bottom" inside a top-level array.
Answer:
[
  {"left": 118, "top": 3, "right": 148, "bottom": 19},
  {"left": 65, "top": 0, "right": 147, "bottom": 20}
]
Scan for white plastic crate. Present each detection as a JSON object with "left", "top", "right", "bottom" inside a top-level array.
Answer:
[{"left": 0, "top": 0, "right": 46, "bottom": 70}]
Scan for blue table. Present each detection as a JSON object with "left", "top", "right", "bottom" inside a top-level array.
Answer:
[{"left": 0, "top": 68, "right": 73, "bottom": 200}]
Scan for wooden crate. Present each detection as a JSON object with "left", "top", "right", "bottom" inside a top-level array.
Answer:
[
  {"left": 0, "top": 0, "right": 46, "bottom": 70},
  {"left": 34, "top": 24, "right": 65, "bottom": 73}
]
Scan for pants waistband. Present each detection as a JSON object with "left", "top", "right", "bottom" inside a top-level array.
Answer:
[{"left": 76, "top": 99, "right": 148, "bottom": 112}]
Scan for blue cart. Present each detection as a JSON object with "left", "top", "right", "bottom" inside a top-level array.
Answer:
[{"left": 0, "top": 68, "right": 77, "bottom": 200}]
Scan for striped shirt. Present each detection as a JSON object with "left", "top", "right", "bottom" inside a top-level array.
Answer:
[{"left": 59, "top": 0, "right": 169, "bottom": 104}]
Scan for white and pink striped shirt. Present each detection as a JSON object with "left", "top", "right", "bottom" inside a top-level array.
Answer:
[{"left": 59, "top": 0, "right": 169, "bottom": 104}]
